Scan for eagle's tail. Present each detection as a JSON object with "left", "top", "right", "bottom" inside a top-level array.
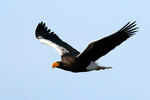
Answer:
[{"left": 96, "top": 66, "right": 112, "bottom": 70}]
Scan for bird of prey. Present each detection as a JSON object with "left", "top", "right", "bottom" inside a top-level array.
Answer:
[{"left": 35, "top": 21, "right": 138, "bottom": 73}]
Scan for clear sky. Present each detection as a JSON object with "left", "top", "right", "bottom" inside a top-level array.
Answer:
[{"left": 1, "top": 0, "right": 150, "bottom": 100}]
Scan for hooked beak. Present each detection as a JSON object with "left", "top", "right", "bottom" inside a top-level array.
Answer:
[{"left": 52, "top": 62, "right": 60, "bottom": 68}]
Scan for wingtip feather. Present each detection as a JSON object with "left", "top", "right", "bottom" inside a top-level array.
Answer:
[
  {"left": 119, "top": 21, "right": 139, "bottom": 37},
  {"left": 35, "top": 22, "right": 60, "bottom": 40}
]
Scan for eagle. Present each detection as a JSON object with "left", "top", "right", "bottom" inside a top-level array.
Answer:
[{"left": 35, "top": 21, "right": 138, "bottom": 72}]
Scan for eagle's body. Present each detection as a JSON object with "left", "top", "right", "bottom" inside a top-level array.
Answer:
[
  {"left": 35, "top": 21, "right": 138, "bottom": 73},
  {"left": 58, "top": 55, "right": 111, "bottom": 72},
  {"left": 57, "top": 58, "right": 98, "bottom": 72}
]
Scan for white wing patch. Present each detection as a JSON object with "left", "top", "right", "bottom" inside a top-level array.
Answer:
[{"left": 39, "top": 38, "right": 69, "bottom": 55}]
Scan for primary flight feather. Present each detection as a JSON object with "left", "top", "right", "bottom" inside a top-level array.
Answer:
[{"left": 35, "top": 21, "right": 138, "bottom": 72}]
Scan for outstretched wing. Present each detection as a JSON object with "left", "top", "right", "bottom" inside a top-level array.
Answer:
[
  {"left": 77, "top": 21, "right": 138, "bottom": 62},
  {"left": 35, "top": 22, "right": 80, "bottom": 56}
]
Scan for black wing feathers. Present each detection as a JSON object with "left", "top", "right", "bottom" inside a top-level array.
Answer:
[
  {"left": 35, "top": 22, "right": 60, "bottom": 40},
  {"left": 35, "top": 22, "right": 80, "bottom": 56},
  {"left": 77, "top": 21, "right": 138, "bottom": 62}
]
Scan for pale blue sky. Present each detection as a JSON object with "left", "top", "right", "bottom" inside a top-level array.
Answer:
[{"left": 1, "top": 0, "right": 150, "bottom": 100}]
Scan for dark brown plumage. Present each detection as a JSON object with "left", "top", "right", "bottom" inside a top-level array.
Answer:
[{"left": 35, "top": 21, "right": 138, "bottom": 72}]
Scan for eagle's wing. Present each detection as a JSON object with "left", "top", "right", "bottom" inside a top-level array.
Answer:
[
  {"left": 77, "top": 21, "right": 138, "bottom": 62},
  {"left": 35, "top": 22, "right": 80, "bottom": 56}
]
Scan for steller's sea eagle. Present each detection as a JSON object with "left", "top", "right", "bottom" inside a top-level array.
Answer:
[{"left": 35, "top": 21, "right": 138, "bottom": 72}]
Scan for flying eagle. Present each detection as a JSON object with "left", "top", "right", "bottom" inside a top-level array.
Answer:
[{"left": 35, "top": 21, "right": 138, "bottom": 72}]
